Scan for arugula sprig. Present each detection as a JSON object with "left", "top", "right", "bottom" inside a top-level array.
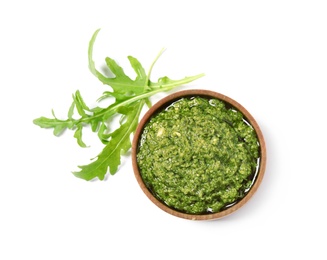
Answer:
[{"left": 33, "top": 29, "right": 204, "bottom": 181}]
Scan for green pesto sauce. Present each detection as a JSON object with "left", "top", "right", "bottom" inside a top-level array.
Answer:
[{"left": 137, "top": 96, "right": 260, "bottom": 214}]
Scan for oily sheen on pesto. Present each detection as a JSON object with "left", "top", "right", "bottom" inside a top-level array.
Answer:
[{"left": 137, "top": 97, "right": 260, "bottom": 214}]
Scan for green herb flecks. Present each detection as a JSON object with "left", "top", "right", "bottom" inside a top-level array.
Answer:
[
  {"left": 137, "top": 97, "right": 260, "bottom": 214},
  {"left": 33, "top": 29, "right": 204, "bottom": 181}
]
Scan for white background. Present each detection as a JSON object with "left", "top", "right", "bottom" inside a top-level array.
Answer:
[{"left": 1, "top": 0, "right": 326, "bottom": 259}]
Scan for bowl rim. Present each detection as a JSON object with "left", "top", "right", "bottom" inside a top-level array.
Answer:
[{"left": 132, "top": 89, "right": 266, "bottom": 220}]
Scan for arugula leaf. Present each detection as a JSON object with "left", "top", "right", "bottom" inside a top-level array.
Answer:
[
  {"left": 33, "top": 29, "right": 204, "bottom": 181},
  {"left": 73, "top": 101, "right": 144, "bottom": 180}
]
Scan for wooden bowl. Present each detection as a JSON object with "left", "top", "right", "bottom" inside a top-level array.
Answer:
[{"left": 132, "top": 89, "right": 266, "bottom": 220}]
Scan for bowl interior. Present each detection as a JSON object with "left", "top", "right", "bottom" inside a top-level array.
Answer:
[{"left": 132, "top": 89, "right": 266, "bottom": 220}]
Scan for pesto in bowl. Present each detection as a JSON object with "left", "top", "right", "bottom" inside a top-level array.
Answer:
[{"left": 132, "top": 90, "right": 266, "bottom": 220}]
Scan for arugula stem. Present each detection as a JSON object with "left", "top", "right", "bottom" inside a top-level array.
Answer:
[
  {"left": 34, "top": 28, "right": 205, "bottom": 181},
  {"left": 79, "top": 73, "right": 204, "bottom": 124},
  {"left": 146, "top": 48, "right": 166, "bottom": 87}
]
